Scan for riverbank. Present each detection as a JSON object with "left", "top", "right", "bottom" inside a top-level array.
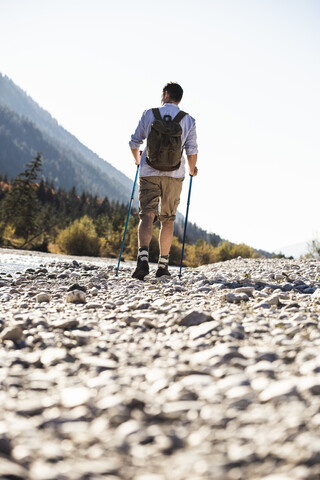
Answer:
[
  {"left": 1, "top": 252, "right": 320, "bottom": 479},
  {"left": 0, "top": 247, "right": 122, "bottom": 275}
]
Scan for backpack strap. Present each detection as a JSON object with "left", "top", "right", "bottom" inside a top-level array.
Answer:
[
  {"left": 152, "top": 108, "right": 162, "bottom": 121},
  {"left": 173, "top": 110, "right": 188, "bottom": 123}
]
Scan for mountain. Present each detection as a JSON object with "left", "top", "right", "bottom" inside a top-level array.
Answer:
[
  {"left": 0, "top": 73, "right": 132, "bottom": 203},
  {"left": 276, "top": 242, "right": 309, "bottom": 259}
]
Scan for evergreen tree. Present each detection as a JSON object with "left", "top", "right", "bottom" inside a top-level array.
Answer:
[{"left": 0, "top": 153, "right": 42, "bottom": 241}]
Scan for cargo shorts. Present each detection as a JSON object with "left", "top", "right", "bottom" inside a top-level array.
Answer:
[{"left": 139, "top": 176, "right": 184, "bottom": 222}]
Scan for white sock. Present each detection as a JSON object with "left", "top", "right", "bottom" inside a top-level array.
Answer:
[
  {"left": 138, "top": 246, "right": 149, "bottom": 262},
  {"left": 158, "top": 255, "right": 169, "bottom": 269}
]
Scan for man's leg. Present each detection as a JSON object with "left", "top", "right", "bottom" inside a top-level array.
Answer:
[
  {"left": 156, "top": 177, "right": 183, "bottom": 278},
  {"left": 132, "top": 176, "right": 160, "bottom": 280},
  {"left": 156, "top": 220, "right": 174, "bottom": 277},
  {"left": 138, "top": 212, "right": 155, "bottom": 249},
  {"left": 132, "top": 211, "right": 155, "bottom": 280},
  {"left": 132, "top": 213, "right": 154, "bottom": 280},
  {"left": 159, "top": 220, "right": 174, "bottom": 257}
]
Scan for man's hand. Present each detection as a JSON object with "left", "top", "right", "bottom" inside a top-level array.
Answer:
[
  {"left": 190, "top": 165, "right": 198, "bottom": 177},
  {"left": 130, "top": 148, "right": 141, "bottom": 166}
]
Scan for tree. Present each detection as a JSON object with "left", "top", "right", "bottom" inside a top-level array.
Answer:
[{"left": 0, "top": 153, "right": 42, "bottom": 242}]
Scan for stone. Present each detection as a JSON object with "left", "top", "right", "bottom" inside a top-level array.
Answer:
[
  {"left": 85, "top": 302, "right": 104, "bottom": 309},
  {"left": 188, "top": 320, "right": 220, "bottom": 340},
  {"left": 36, "top": 292, "right": 51, "bottom": 303},
  {"left": 1, "top": 326, "right": 24, "bottom": 342},
  {"left": 234, "top": 286, "right": 255, "bottom": 296},
  {"left": 298, "top": 376, "right": 320, "bottom": 395},
  {"left": 179, "top": 311, "right": 212, "bottom": 326},
  {"left": 66, "top": 290, "right": 86, "bottom": 303},
  {"left": 41, "top": 347, "right": 67, "bottom": 366},
  {"left": 255, "top": 293, "right": 281, "bottom": 308},
  {"left": 68, "top": 283, "right": 87, "bottom": 292},
  {"left": 0, "top": 458, "right": 28, "bottom": 479},
  {"left": 223, "top": 292, "right": 249, "bottom": 303},
  {"left": 152, "top": 299, "right": 171, "bottom": 308},
  {"left": 0, "top": 435, "right": 12, "bottom": 456},
  {"left": 259, "top": 380, "right": 298, "bottom": 402},
  {"left": 53, "top": 319, "right": 79, "bottom": 329},
  {"left": 312, "top": 288, "right": 320, "bottom": 301},
  {"left": 60, "top": 386, "right": 92, "bottom": 408}
]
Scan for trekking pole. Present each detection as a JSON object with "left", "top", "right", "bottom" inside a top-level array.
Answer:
[
  {"left": 115, "top": 164, "right": 139, "bottom": 276},
  {"left": 179, "top": 174, "right": 193, "bottom": 279}
]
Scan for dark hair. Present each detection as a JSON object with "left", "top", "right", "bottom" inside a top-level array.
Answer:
[{"left": 162, "top": 82, "right": 183, "bottom": 102}]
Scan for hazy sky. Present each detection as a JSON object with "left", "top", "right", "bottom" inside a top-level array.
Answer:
[{"left": 0, "top": 0, "right": 319, "bottom": 253}]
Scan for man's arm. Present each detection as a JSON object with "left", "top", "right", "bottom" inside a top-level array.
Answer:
[
  {"left": 187, "top": 154, "right": 198, "bottom": 177},
  {"left": 129, "top": 111, "right": 148, "bottom": 165},
  {"left": 131, "top": 148, "right": 141, "bottom": 166},
  {"left": 184, "top": 119, "right": 198, "bottom": 177}
]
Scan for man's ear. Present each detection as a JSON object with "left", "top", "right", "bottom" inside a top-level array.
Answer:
[{"left": 163, "top": 91, "right": 170, "bottom": 101}]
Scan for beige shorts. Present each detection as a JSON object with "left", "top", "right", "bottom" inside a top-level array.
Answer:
[{"left": 139, "top": 176, "right": 184, "bottom": 222}]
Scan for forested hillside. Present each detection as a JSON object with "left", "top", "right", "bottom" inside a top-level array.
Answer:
[
  {"left": 0, "top": 73, "right": 132, "bottom": 202},
  {"left": 0, "top": 104, "right": 130, "bottom": 200}
]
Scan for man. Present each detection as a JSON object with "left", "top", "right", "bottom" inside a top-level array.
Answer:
[{"left": 129, "top": 82, "right": 198, "bottom": 280}]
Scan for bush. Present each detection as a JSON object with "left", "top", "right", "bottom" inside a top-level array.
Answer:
[
  {"left": 230, "top": 243, "right": 259, "bottom": 259},
  {"left": 307, "top": 239, "right": 320, "bottom": 259},
  {"left": 215, "top": 241, "right": 233, "bottom": 262},
  {"left": 57, "top": 216, "right": 100, "bottom": 256}
]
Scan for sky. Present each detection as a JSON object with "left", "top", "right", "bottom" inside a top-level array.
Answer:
[{"left": 0, "top": 0, "right": 319, "bottom": 254}]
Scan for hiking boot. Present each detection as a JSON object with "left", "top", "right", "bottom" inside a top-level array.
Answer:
[
  {"left": 132, "top": 259, "right": 149, "bottom": 280},
  {"left": 156, "top": 265, "right": 171, "bottom": 278}
]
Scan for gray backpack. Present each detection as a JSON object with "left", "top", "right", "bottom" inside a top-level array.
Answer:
[{"left": 146, "top": 108, "right": 187, "bottom": 171}]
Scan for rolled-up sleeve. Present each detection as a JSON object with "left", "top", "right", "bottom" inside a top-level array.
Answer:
[
  {"left": 184, "top": 121, "right": 198, "bottom": 156},
  {"left": 129, "top": 111, "right": 147, "bottom": 149}
]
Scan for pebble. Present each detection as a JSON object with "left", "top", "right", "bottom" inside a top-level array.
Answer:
[
  {"left": 188, "top": 320, "right": 220, "bottom": 340},
  {"left": 223, "top": 292, "right": 249, "bottom": 303},
  {"left": 36, "top": 293, "right": 51, "bottom": 303},
  {"left": 66, "top": 290, "right": 86, "bottom": 303},
  {"left": 179, "top": 311, "right": 213, "bottom": 326},
  {"left": 0, "top": 252, "right": 320, "bottom": 480}
]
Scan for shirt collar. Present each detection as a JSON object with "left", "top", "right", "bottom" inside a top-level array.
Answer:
[{"left": 163, "top": 102, "right": 180, "bottom": 108}]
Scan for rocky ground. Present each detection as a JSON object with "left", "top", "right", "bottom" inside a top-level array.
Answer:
[{"left": 1, "top": 251, "right": 320, "bottom": 480}]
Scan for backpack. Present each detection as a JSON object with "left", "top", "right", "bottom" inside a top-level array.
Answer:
[{"left": 146, "top": 108, "right": 187, "bottom": 171}]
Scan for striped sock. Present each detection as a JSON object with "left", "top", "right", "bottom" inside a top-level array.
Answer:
[
  {"left": 158, "top": 255, "right": 169, "bottom": 269},
  {"left": 138, "top": 246, "right": 149, "bottom": 263}
]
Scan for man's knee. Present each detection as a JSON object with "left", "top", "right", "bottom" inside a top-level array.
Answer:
[
  {"left": 140, "top": 211, "right": 157, "bottom": 223},
  {"left": 159, "top": 214, "right": 176, "bottom": 223},
  {"left": 160, "top": 220, "right": 175, "bottom": 231}
]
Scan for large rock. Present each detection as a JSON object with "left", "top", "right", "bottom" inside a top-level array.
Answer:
[{"left": 1, "top": 326, "right": 24, "bottom": 342}]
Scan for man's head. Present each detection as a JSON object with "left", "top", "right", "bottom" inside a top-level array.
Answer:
[{"left": 161, "top": 82, "right": 183, "bottom": 105}]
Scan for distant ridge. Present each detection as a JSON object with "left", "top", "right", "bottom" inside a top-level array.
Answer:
[
  {"left": 0, "top": 73, "right": 132, "bottom": 202},
  {"left": 276, "top": 242, "right": 309, "bottom": 259}
]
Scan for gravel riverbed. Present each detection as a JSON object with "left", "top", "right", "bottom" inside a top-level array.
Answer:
[{"left": 1, "top": 249, "right": 320, "bottom": 480}]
